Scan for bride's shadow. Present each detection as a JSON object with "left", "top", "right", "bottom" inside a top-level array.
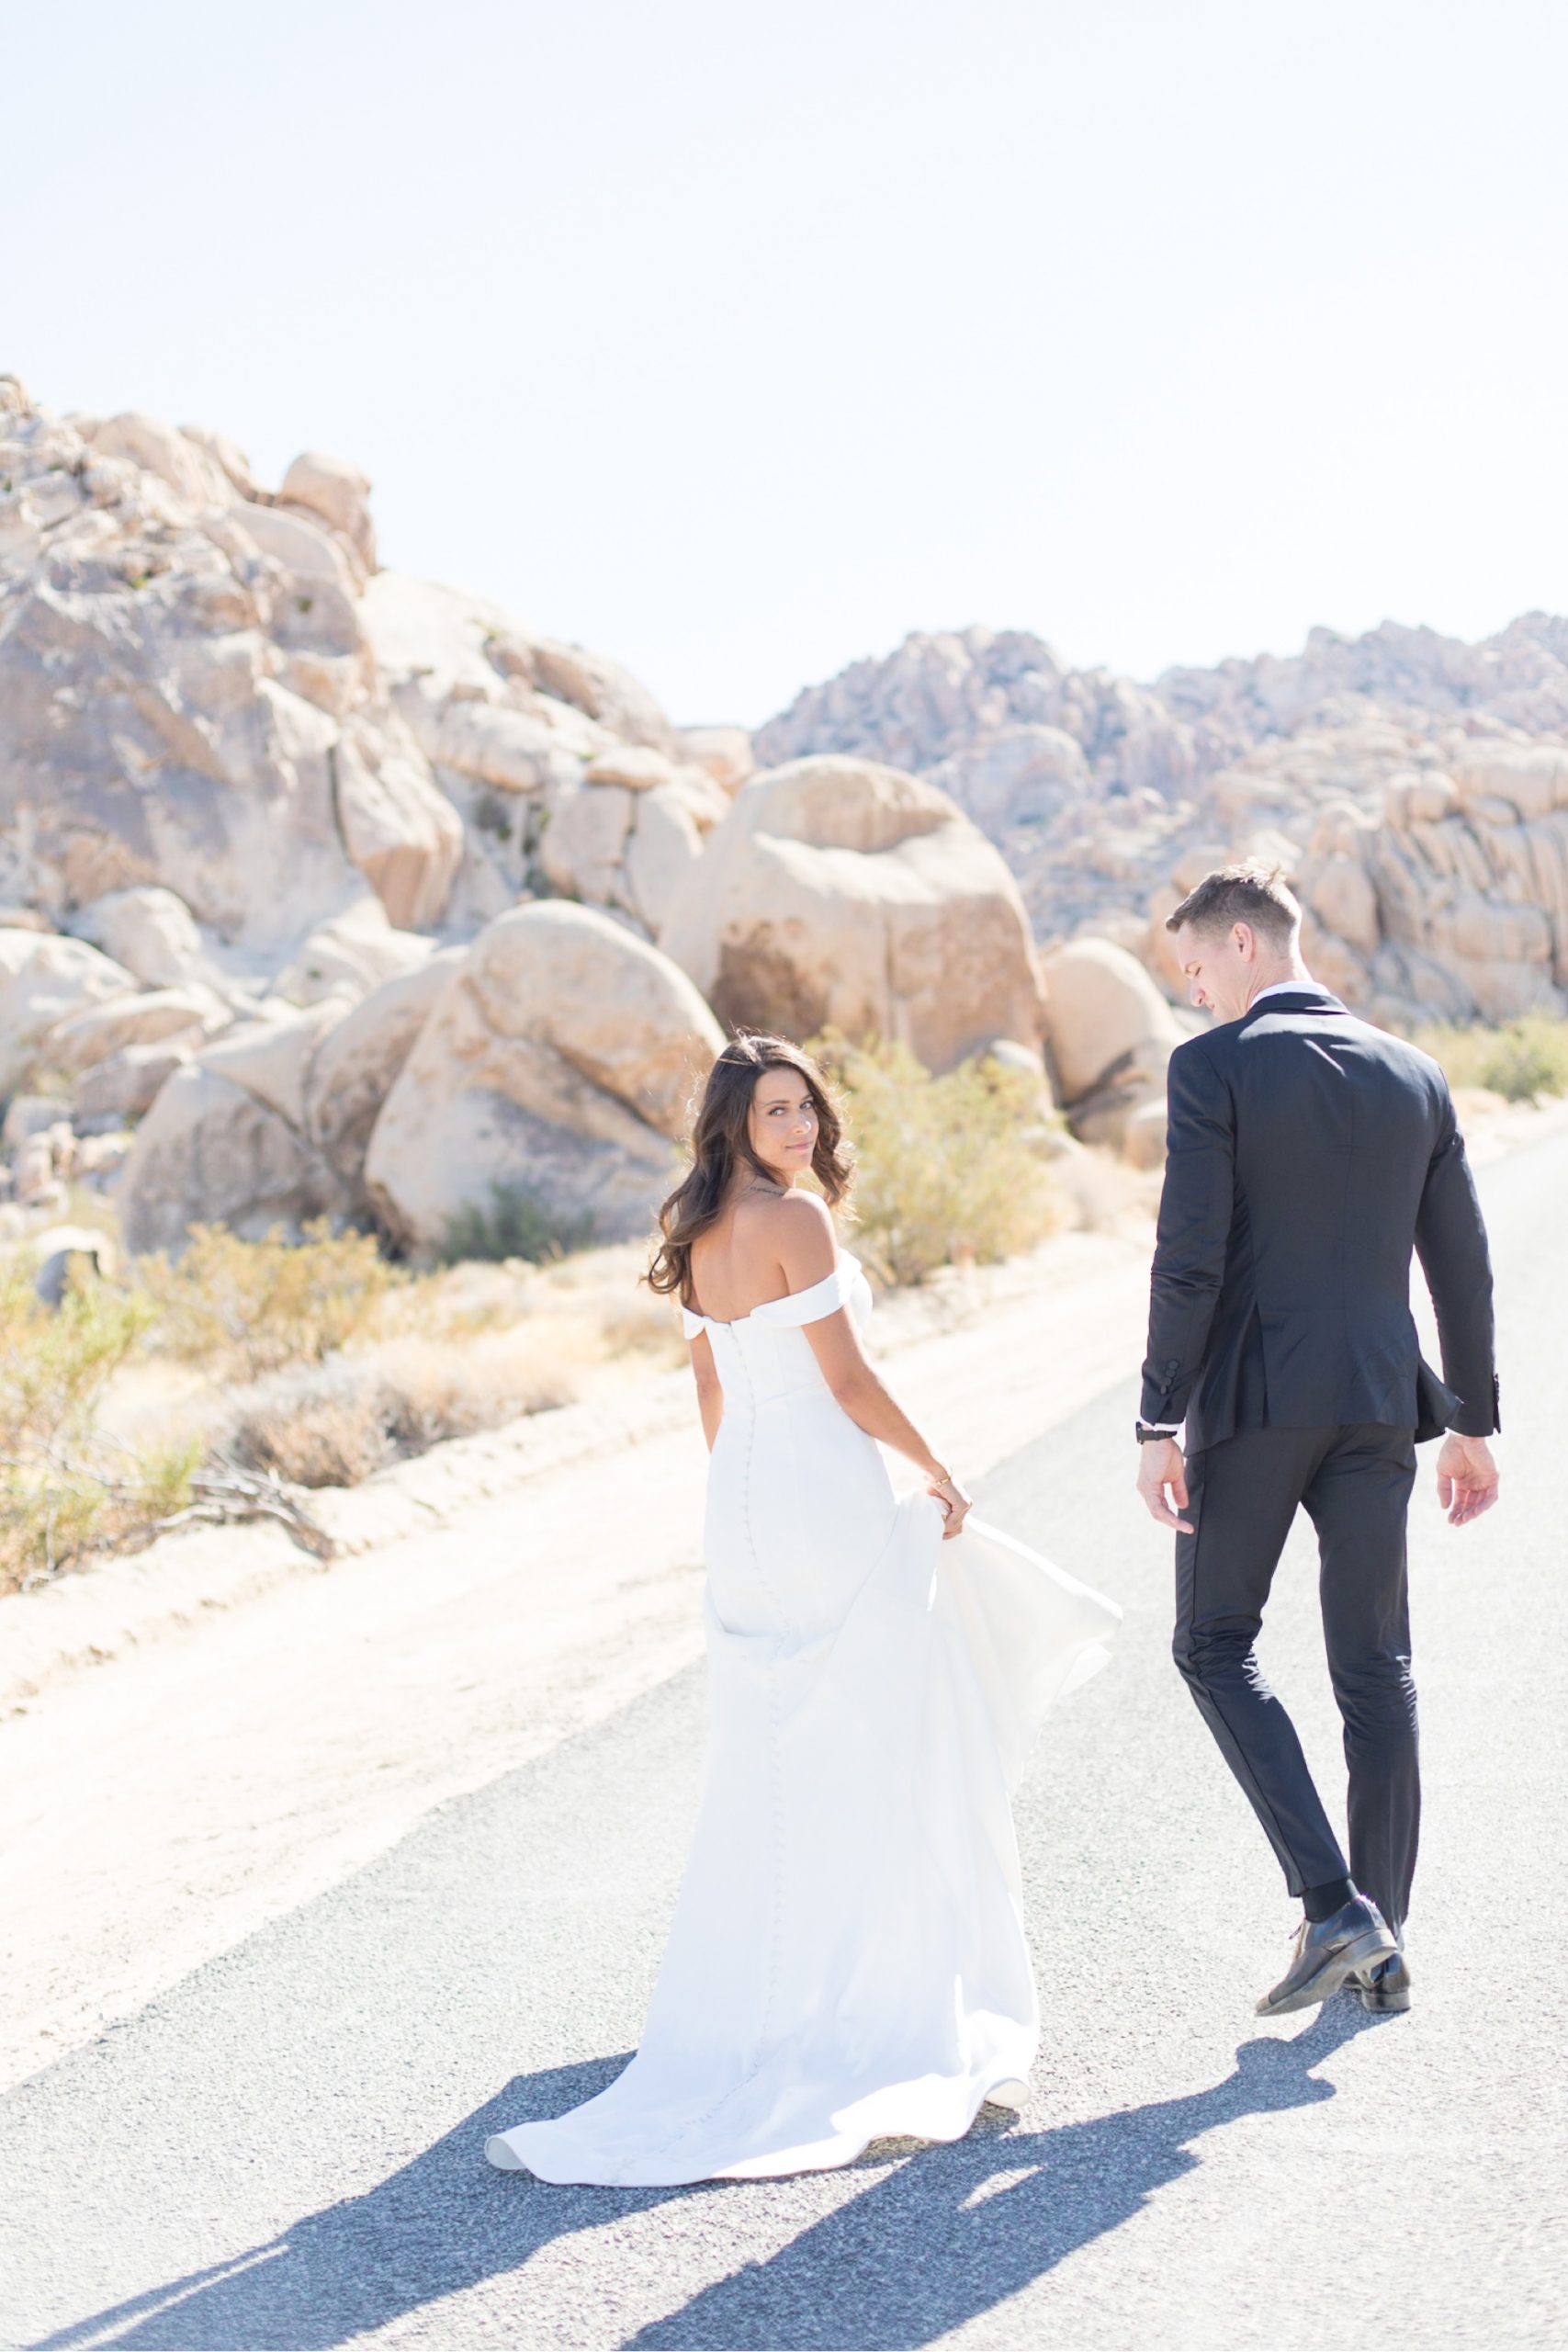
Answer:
[
  {"left": 25, "top": 2056, "right": 661, "bottom": 2352},
  {"left": 34, "top": 2004, "right": 1381, "bottom": 2352}
]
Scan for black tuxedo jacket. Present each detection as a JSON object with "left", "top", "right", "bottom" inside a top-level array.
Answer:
[{"left": 1141, "top": 986, "right": 1499, "bottom": 1450}]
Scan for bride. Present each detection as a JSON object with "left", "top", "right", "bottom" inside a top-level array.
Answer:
[{"left": 485, "top": 1034, "right": 1120, "bottom": 2187}]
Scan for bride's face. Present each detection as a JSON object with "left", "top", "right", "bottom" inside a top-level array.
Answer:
[{"left": 748, "top": 1068, "right": 819, "bottom": 1183}]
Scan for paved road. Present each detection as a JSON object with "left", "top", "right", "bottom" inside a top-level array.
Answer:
[{"left": 5, "top": 1132, "right": 1565, "bottom": 2351}]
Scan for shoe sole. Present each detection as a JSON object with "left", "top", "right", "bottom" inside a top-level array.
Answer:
[{"left": 1257, "top": 1926, "right": 1398, "bottom": 2018}]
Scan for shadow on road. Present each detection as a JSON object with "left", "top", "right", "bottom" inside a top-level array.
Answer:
[
  {"left": 26, "top": 2057, "right": 666, "bottom": 2352},
  {"left": 33, "top": 2005, "right": 1383, "bottom": 2351},
  {"left": 626, "top": 2001, "right": 1382, "bottom": 2349}
]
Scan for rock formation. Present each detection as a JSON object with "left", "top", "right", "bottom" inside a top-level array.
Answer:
[
  {"left": 0, "top": 377, "right": 741, "bottom": 1249},
  {"left": 660, "top": 755, "right": 1045, "bottom": 1074},
  {"left": 11, "top": 360, "right": 1568, "bottom": 1261},
  {"left": 364, "top": 903, "right": 723, "bottom": 1257},
  {"left": 118, "top": 902, "right": 723, "bottom": 1261},
  {"left": 758, "top": 619, "right": 1568, "bottom": 1027},
  {"left": 115, "top": 948, "right": 463, "bottom": 1254},
  {"left": 1041, "top": 939, "right": 1184, "bottom": 1165},
  {"left": 0, "top": 931, "right": 136, "bottom": 1099},
  {"left": 360, "top": 573, "right": 731, "bottom": 941},
  {"left": 0, "top": 381, "right": 459, "bottom": 950}
]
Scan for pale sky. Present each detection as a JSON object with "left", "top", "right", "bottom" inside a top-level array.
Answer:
[{"left": 9, "top": 0, "right": 1567, "bottom": 726}]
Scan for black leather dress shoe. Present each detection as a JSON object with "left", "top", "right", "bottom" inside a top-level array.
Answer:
[
  {"left": 1256, "top": 1894, "right": 1398, "bottom": 2018},
  {"left": 1352, "top": 1951, "right": 1412, "bottom": 2013}
]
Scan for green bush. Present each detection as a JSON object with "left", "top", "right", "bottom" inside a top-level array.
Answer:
[
  {"left": 1413, "top": 1015, "right": 1568, "bottom": 1104},
  {"left": 813, "top": 1033, "right": 1064, "bottom": 1287},
  {"left": 138, "top": 1219, "right": 400, "bottom": 1379},
  {"left": 441, "top": 1184, "right": 595, "bottom": 1266}
]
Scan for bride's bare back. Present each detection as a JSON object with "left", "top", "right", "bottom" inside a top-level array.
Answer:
[{"left": 687, "top": 1187, "right": 830, "bottom": 1324}]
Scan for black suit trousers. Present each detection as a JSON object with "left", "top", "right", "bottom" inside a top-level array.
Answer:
[{"left": 1172, "top": 1424, "right": 1419, "bottom": 1929}]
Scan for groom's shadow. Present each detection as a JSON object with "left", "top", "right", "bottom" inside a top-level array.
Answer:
[
  {"left": 626, "top": 1997, "right": 1383, "bottom": 2350},
  {"left": 33, "top": 2004, "right": 1384, "bottom": 2352}
]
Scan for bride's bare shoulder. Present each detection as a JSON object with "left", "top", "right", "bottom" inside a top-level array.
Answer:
[
  {"left": 744, "top": 1186, "right": 836, "bottom": 1278},
  {"left": 737, "top": 1185, "right": 833, "bottom": 1235}
]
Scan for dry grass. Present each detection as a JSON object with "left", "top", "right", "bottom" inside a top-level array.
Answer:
[
  {"left": 1, "top": 1219, "right": 680, "bottom": 1587},
  {"left": 142, "top": 1230, "right": 682, "bottom": 1503},
  {"left": 219, "top": 1361, "right": 395, "bottom": 1488},
  {"left": 595, "top": 1287, "right": 688, "bottom": 1364},
  {"left": 218, "top": 1334, "right": 581, "bottom": 1487}
]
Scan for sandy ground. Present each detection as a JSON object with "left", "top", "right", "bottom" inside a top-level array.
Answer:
[{"left": 0, "top": 1226, "right": 1155, "bottom": 2094}]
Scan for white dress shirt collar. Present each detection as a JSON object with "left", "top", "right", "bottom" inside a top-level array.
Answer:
[{"left": 1250, "top": 978, "right": 1323, "bottom": 1006}]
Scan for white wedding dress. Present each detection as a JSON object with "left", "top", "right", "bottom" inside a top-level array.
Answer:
[{"left": 485, "top": 1251, "right": 1120, "bottom": 2186}]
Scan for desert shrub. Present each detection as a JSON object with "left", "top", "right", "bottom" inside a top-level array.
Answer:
[
  {"left": 0, "top": 1259, "right": 152, "bottom": 1455},
  {"left": 1413, "top": 1015, "right": 1568, "bottom": 1104},
  {"left": 139, "top": 1220, "right": 400, "bottom": 1379},
  {"left": 813, "top": 1034, "right": 1065, "bottom": 1286},
  {"left": 372, "top": 1336, "right": 577, "bottom": 1447},
  {"left": 0, "top": 1473, "right": 107, "bottom": 1591},
  {"left": 441, "top": 1184, "right": 595, "bottom": 1266},
  {"left": 0, "top": 1259, "right": 189, "bottom": 1590},
  {"left": 136, "top": 1433, "right": 206, "bottom": 1521},
  {"left": 220, "top": 1339, "right": 577, "bottom": 1489},
  {"left": 221, "top": 1360, "right": 396, "bottom": 1488}
]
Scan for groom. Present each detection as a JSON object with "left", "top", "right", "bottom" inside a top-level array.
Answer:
[{"left": 1135, "top": 862, "right": 1499, "bottom": 2018}]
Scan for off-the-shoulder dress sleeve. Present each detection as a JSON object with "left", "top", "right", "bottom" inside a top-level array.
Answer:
[
  {"left": 750, "top": 1253, "right": 863, "bottom": 1328},
  {"left": 682, "top": 1253, "right": 863, "bottom": 1336}
]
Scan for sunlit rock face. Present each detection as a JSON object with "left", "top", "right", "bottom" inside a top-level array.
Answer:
[
  {"left": 363, "top": 902, "right": 724, "bottom": 1261},
  {"left": 660, "top": 754, "right": 1046, "bottom": 1076},
  {"left": 0, "top": 378, "right": 462, "bottom": 952}
]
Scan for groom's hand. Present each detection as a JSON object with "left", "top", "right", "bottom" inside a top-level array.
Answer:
[
  {"left": 1436, "top": 1433, "right": 1499, "bottom": 1527},
  {"left": 1136, "top": 1438, "right": 1194, "bottom": 1534}
]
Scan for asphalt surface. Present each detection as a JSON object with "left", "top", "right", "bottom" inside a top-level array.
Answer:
[{"left": 4, "top": 1129, "right": 1565, "bottom": 2351}]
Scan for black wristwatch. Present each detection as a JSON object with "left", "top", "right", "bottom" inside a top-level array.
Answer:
[{"left": 1134, "top": 1422, "right": 1180, "bottom": 1444}]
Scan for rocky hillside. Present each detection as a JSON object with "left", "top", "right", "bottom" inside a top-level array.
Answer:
[
  {"left": 0, "top": 378, "right": 1077, "bottom": 1254},
  {"left": 758, "top": 619, "right": 1568, "bottom": 1027},
  {"left": 9, "top": 366, "right": 1561, "bottom": 1263}
]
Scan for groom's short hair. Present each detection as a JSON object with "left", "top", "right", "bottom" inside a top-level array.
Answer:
[{"left": 1167, "top": 861, "right": 1302, "bottom": 950}]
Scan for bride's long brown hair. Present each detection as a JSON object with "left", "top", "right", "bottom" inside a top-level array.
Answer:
[{"left": 648, "top": 1035, "right": 853, "bottom": 1305}]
